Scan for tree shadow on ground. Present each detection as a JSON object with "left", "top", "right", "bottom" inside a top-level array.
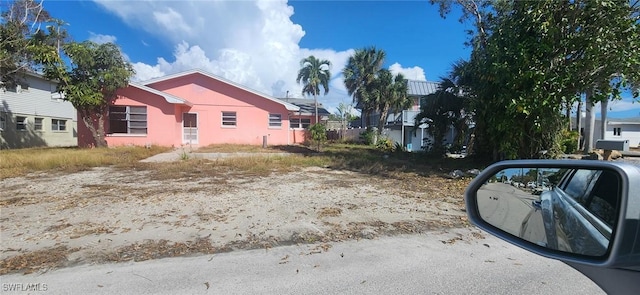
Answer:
[
  {"left": 313, "top": 144, "right": 492, "bottom": 179},
  {"left": 269, "top": 144, "right": 317, "bottom": 154}
]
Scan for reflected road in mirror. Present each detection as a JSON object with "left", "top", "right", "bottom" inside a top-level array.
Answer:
[
  {"left": 477, "top": 182, "right": 547, "bottom": 246},
  {"left": 475, "top": 167, "right": 619, "bottom": 257}
]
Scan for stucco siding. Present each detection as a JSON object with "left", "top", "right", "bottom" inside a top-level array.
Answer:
[
  {"left": 0, "top": 112, "right": 77, "bottom": 148},
  {"left": 147, "top": 74, "right": 294, "bottom": 146},
  {"left": 107, "top": 88, "right": 183, "bottom": 147}
]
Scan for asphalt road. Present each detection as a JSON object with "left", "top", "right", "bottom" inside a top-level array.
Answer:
[
  {"left": 476, "top": 183, "right": 544, "bottom": 240},
  {"left": 1, "top": 230, "right": 604, "bottom": 295}
]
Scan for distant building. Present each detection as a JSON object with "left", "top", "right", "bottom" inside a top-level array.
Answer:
[
  {"left": 356, "top": 79, "right": 459, "bottom": 151},
  {"left": 572, "top": 116, "right": 640, "bottom": 149},
  {"left": 0, "top": 72, "right": 77, "bottom": 149}
]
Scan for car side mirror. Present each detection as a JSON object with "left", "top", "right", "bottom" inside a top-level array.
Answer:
[{"left": 464, "top": 160, "right": 640, "bottom": 268}]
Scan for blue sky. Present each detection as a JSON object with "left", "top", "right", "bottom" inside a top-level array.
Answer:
[{"left": 41, "top": 0, "right": 639, "bottom": 117}]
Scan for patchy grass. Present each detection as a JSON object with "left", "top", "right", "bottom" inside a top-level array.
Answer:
[
  {"left": 0, "top": 143, "right": 487, "bottom": 184},
  {"left": 0, "top": 146, "right": 170, "bottom": 179},
  {"left": 135, "top": 154, "right": 332, "bottom": 181},
  {"left": 130, "top": 143, "right": 488, "bottom": 183}
]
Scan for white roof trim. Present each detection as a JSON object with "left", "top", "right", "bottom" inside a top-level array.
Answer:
[
  {"left": 129, "top": 82, "right": 193, "bottom": 106},
  {"left": 609, "top": 121, "right": 640, "bottom": 125},
  {"left": 141, "top": 69, "right": 300, "bottom": 111}
]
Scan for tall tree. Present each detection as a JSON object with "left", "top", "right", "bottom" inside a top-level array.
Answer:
[
  {"left": 296, "top": 55, "right": 331, "bottom": 124},
  {"left": 342, "top": 47, "right": 386, "bottom": 128},
  {"left": 414, "top": 77, "right": 469, "bottom": 154},
  {"left": 433, "top": 0, "right": 640, "bottom": 159},
  {"left": 368, "top": 69, "right": 410, "bottom": 133},
  {"left": 41, "top": 41, "right": 134, "bottom": 147},
  {"left": 0, "top": 0, "right": 59, "bottom": 87},
  {"left": 335, "top": 102, "right": 356, "bottom": 139}
]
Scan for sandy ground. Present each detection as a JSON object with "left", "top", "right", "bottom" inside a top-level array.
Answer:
[{"left": 0, "top": 155, "right": 470, "bottom": 274}]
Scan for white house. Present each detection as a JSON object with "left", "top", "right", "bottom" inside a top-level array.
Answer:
[
  {"left": 382, "top": 80, "right": 443, "bottom": 151},
  {"left": 0, "top": 72, "right": 77, "bottom": 149},
  {"left": 603, "top": 118, "right": 640, "bottom": 148}
]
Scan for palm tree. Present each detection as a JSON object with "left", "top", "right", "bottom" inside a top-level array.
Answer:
[
  {"left": 342, "top": 47, "right": 386, "bottom": 128},
  {"left": 369, "top": 69, "right": 410, "bottom": 133},
  {"left": 414, "top": 77, "right": 468, "bottom": 154},
  {"left": 296, "top": 55, "right": 331, "bottom": 124}
]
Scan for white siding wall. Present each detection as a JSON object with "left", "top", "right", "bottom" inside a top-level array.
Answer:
[
  {"left": 1, "top": 74, "right": 76, "bottom": 119},
  {"left": 0, "top": 74, "right": 77, "bottom": 148},
  {"left": 605, "top": 123, "right": 640, "bottom": 148},
  {"left": 384, "top": 127, "right": 432, "bottom": 152}
]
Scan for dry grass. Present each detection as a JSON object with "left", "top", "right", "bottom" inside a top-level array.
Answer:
[
  {"left": 0, "top": 246, "right": 77, "bottom": 275},
  {"left": 135, "top": 154, "right": 332, "bottom": 181},
  {"left": 318, "top": 207, "right": 343, "bottom": 218},
  {"left": 125, "top": 143, "right": 488, "bottom": 184},
  {"left": 0, "top": 143, "right": 487, "bottom": 184},
  {"left": 0, "top": 146, "right": 170, "bottom": 179}
]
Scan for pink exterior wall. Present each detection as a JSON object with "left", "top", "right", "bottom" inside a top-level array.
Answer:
[
  {"left": 107, "top": 87, "right": 184, "bottom": 147},
  {"left": 146, "top": 73, "right": 297, "bottom": 146},
  {"left": 78, "top": 72, "right": 314, "bottom": 148},
  {"left": 77, "top": 87, "right": 184, "bottom": 147}
]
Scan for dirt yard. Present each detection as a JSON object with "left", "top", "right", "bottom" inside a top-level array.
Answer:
[{"left": 0, "top": 158, "right": 472, "bottom": 275}]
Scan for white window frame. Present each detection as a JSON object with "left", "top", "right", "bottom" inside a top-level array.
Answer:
[
  {"left": 51, "top": 119, "right": 66, "bottom": 131},
  {"left": 222, "top": 111, "right": 237, "bottom": 127},
  {"left": 269, "top": 113, "right": 282, "bottom": 128},
  {"left": 108, "top": 106, "right": 147, "bottom": 135},
  {"left": 34, "top": 117, "right": 43, "bottom": 131},
  {"left": 613, "top": 127, "right": 621, "bottom": 136},
  {"left": 16, "top": 116, "right": 27, "bottom": 131}
]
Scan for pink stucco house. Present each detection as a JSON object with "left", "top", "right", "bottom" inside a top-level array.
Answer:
[{"left": 77, "top": 69, "right": 322, "bottom": 148}]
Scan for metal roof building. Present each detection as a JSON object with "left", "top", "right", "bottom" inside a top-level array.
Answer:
[{"left": 407, "top": 80, "right": 440, "bottom": 96}]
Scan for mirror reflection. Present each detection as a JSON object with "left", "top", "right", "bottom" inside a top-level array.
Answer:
[{"left": 476, "top": 167, "right": 620, "bottom": 257}]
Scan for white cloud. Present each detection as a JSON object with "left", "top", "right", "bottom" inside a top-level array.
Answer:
[
  {"left": 388, "top": 62, "right": 427, "bottom": 81},
  {"left": 88, "top": 32, "right": 117, "bottom": 44},
  {"left": 93, "top": 0, "right": 419, "bottom": 113},
  {"left": 152, "top": 7, "right": 195, "bottom": 37},
  {"left": 594, "top": 99, "right": 640, "bottom": 116}
]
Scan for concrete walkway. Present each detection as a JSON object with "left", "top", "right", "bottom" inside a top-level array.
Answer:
[{"left": 140, "top": 149, "right": 292, "bottom": 163}]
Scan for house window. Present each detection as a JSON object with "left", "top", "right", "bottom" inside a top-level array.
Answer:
[
  {"left": 109, "top": 106, "right": 147, "bottom": 134},
  {"left": 34, "top": 117, "right": 43, "bottom": 130},
  {"left": 222, "top": 111, "right": 237, "bottom": 127},
  {"left": 16, "top": 116, "right": 27, "bottom": 130},
  {"left": 291, "top": 118, "right": 311, "bottom": 129},
  {"left": 613, "top": 127, "right": 621, "bottom": 136},
  {"left": 19, "top": 83, "right": 29, "bottom": 92},
  {"left": 5, "top": 84, "right": 17, "bottom": 92},
  {"left": 52, "top": 119, "right": 66, "bottom": 131},
  {"left": 269, "top": 113, "right": 282, "bottom": 128},
  {"left": 0, "top": 113, "right": 5, "bottom": 131}
]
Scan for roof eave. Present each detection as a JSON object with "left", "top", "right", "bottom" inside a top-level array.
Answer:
[{"left": 129, "top": 83, "right": 193, "bottom": 106}]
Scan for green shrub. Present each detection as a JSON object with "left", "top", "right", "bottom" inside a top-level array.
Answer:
[
  {"left": 360, "top": 129, "right": 376, "bottom": 145},
  {"left": 560, "top": 130, "right": 579, "bottom": 154},
  {"left": 376, "top": 138, "right": 394, "bottom": 152},
  {"left": 307, "top": 123, "right": 328, "bottom": 151}
]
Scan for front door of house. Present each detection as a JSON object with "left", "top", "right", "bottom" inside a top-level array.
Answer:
[{"left": 183, "top": 113, "right": 198, "bottom": 144}]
